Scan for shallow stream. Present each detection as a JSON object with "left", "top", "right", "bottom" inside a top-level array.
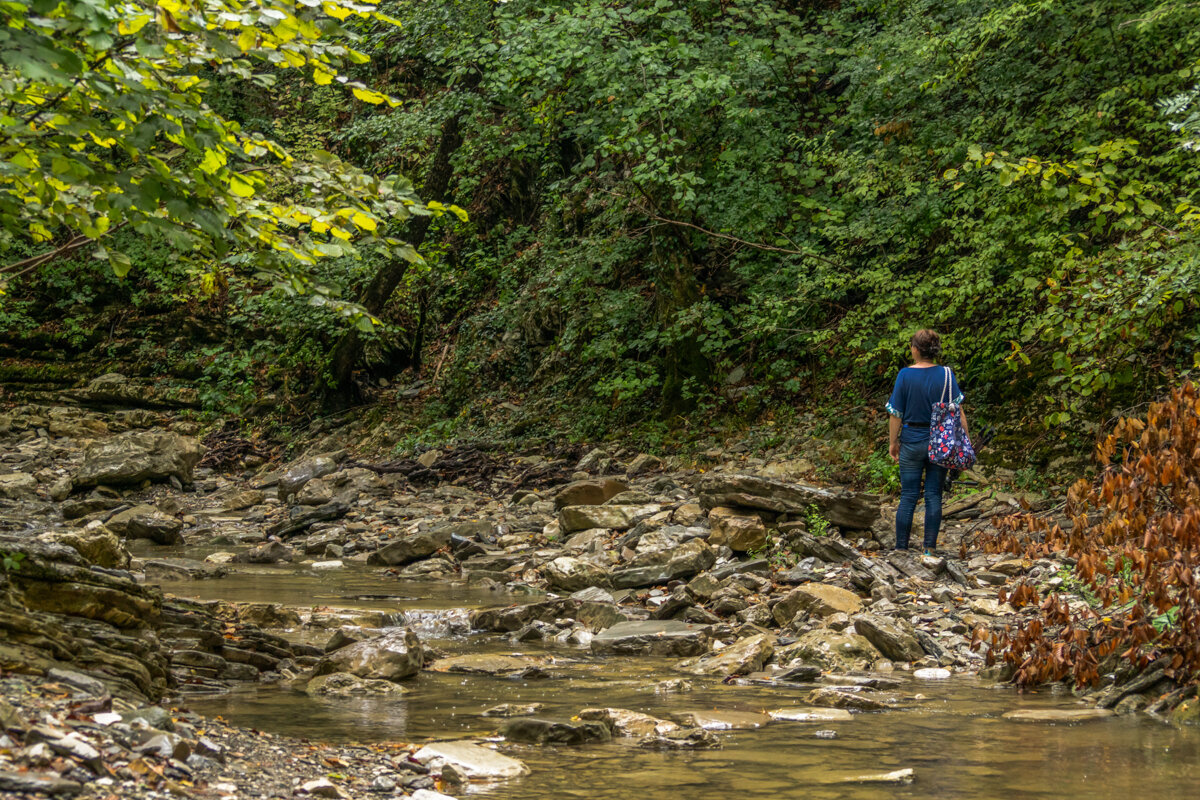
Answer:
[{"left": 141, "top": 548, "right": 1200, "bottom": 799}]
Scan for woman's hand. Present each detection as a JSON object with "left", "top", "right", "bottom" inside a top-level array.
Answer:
[{"left": 889, "top": 439, "right": 900, "bottom": 461}]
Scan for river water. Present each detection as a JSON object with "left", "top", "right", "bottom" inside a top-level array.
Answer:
[{"left": 142, "top": 549, "right": 1200, "bottom": 799}]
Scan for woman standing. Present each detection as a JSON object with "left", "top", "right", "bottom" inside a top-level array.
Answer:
[{"left": 885, "top": 330, "right": 969, "bottom": 554}]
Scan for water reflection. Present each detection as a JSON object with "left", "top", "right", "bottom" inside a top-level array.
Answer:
[{"left": 154, "top": 555, "right": 1200, "bottom": 799}]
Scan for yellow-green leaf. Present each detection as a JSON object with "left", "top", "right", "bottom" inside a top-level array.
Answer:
[{"left": 229, "top": 174, "right": 256, "bottom": 198}]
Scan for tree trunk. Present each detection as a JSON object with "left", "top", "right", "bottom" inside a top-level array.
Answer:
[
  {"left": 653, "top": 233, "right": 707, "bottom": 416},
  {"left": 327, "top": 98, "right": 472, "bottom": 402}
]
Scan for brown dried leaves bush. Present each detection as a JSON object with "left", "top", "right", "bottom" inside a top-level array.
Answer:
[{"left": 976, "top": 383, "right": 1200, "bottom": 687}]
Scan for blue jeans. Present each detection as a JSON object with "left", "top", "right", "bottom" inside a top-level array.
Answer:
[{"left": 895, "top": 439, "right": 947, "bottom": 550}]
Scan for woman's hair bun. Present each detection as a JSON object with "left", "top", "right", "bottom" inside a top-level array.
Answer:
[{"left": 911, "top": 329, "right": 942, "bottom": 360}]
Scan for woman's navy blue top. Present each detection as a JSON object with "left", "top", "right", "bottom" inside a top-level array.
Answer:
[{"left": 886, "top": 366, "right": 964, "bottom": 444}]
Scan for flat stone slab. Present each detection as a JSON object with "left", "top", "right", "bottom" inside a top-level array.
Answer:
[
  {"left": 672, "top": 709, "right": 770, "bottom": 730},
  {"left": 591, "top": 620, "right": 709, "bottom": 657},
  {"left": 824, "top": 768, "right": 914, "bottom": 784},
  {"left": 768, "top": 707, "right": 854, "bottom": 722},
  {"left": 427, "top": 654, "right": 545, "bottom": 675},
  {"left": 1002, "top": 708, "right": 1115, "bottom": 723},
  {"left": 412, "top": 741, "right": 530, "bottom": 779}
]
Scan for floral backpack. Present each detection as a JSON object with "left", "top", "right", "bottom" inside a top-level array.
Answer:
[{"left": 929, "top": 367, "right": 976, "bottom": 470}]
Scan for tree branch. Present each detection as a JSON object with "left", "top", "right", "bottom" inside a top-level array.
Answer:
[{"left": 643, "top": 211, "right": 844, "bottom": 268}]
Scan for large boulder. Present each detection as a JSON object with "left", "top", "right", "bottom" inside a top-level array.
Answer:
[
  {"left": 313, "top": 629, "right": 423, "bottom": 682},
  {"left": 501, "top": 718, "right": 612, "bottom": 745},
  {"left": 553, "top": 478, "right": 629, "bottom": 510},
  {"left": 73, "top": 430, "right": 203, "bottom": 488},
  {"left": 772, "top": 584, "right": 864, "bottom": 626},
  {"left": 559, "top": 504, "right": 660, "bottom": 533},
  {"left": 677, "top": 633, "right": 774, "bottom": 677},
  {"left": 37, "top": 528, "right": 129, "bottom": 570},
  {"left": 852, "top": 613, "right": 924, "bottom": 662},
  {"left": 579, "top": 707, "right": 678, "bottom": 737},
  {"left": 367, "top": 528, "right": 451, "bottom": 566},
  {"left": 698, "top": 474, "right": 879, "bottom": 530},
  {"left": 105, "top": 505, "right": 184, "bottom": 545},
  {"left": 613, "top": 539, "right": 715, "bottom": 589},
  {"left": 591, "top": 620, "right": 710, "bottom": 657},
  {"left": 776, "top": 629, "right": 882, "bottom": 672},
  {"left": 707, "top": 512, "right": 768, "bottom": 552},
  {"left": 542, "top": 556, "right": 611, "bottom": 591}
]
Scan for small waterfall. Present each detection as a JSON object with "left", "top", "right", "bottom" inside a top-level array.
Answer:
[{"left": 400, "top": 607, "right": 472, "bottom": 639}]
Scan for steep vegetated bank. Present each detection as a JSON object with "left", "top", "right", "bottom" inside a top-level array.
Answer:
[{"left": 4, "top": 1, "right": 1200, "bottom": 465}]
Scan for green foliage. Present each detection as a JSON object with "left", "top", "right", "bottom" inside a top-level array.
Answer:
[
  {"left": 804, "top": 504, "right": 831, "bottom": 538},
  {"left": 0, "top": 0, "right": 440, "bottom": 325},
  {"left": 322, "top": 0, "right": 1200, "bottom": 434},
  {"left": 1, "top": 551, "right": 25, "bottom": 573},
  {"left": 862, "top": 450, "right": 901, "bottom": 495}
]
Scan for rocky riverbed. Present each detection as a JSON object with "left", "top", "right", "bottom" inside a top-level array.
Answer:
[{"left": 1, "top": 387, "right": 1197, "bottom": 799}]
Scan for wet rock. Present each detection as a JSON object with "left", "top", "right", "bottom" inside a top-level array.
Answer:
[
  {"left": 913, "top": 667, "right": 951, "bottom": 680},
  {"left": 412, "top": 741, "right": 530, "bottom": 779},
  {"left": 470, "top": 598, "right": 623, "bottom": 633},
  {"left": 367, "top": 529, "right": 451, "bottom": 566},
  {"left": 482, "top": 703, "right": 544, "bottom": 717},
  {"left": 305, "top": 672, "right": 407, "bottom": 696},
  {"left": 672, "top": 709, "right": 770, "bottom": 730},
  {"left": 591, "top": 620, "right": 710, "bottom": 657},
  {"left": 806, "top": 687, "right": 888, "bottom": 711},
  {"left": 144, "top": 558, "right": 227, "bottom": 581},
  {"left": 106, "top": 505, "right": 184, "bottom": 545},
  {"left": 1001, "top": 708, "right": 1115, "bottom": 723},
  {"left": 777, "top": 629, "right": 882, "bottom": 672},
  {"left": 578, "top": 707, "right": 678, "bottom": 736},
  {"left": 772, "top": 584, "right": 864, "bottom": 625},
  {"left": 707, "top": 513, "right": 768, "bottom": 552},
  {"left": 230, "top": 540, "right": 294, "bottom": 564},
  {"left": 852, "top": 613, "right": 924, "bottom": 662},
  {"left": 825, "top": 768, "right": 914, "bottom": 785},
  {"left": 237, "top": 603, "right": 302, "bottom": 628},
  {"left": 677, "top": 633, "right": 774, "bottom": 677},
  {"left": 73, "top": 430, "right": 203, "bottom": 488},
  {"left": 559, "top": 504, "right": 659, "bottom": 533},
  {"left": 774, "top": 663, "right": 823, "bottom": 682},
  {"left": 543, "top": 556, "right": 611, "bottom": 591},
  {"left": 636, "top": 727, "right": 720, "bottom": 749},
  {"left": 768, "top": 707, "right": 854, "bottom": 722},
  {"left": 313, "top": 629, "right": 423, "bottom": 682},
  {"left": 553, "top": 478, "right": 629, "bottom": 510},
  {"left": 427, "top": 654, "right": 545, "bottom": 676},
  {"left": 698, "top": 474, "right": 880, "bottom": 529},
  {"left": 501, "top": 718, "right": 611, "bottom": 745}
]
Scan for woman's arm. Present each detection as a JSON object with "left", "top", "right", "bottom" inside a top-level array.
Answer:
[
  {"left": 889, "top": 416, "right": 902, "bottom": 461},
  {"left": 960, "top": 407, "right": 970, "bottom": 438}
]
